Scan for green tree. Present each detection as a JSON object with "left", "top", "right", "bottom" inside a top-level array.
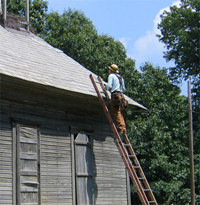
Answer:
[
  {"left": 157, "top": 0, "right": 200, "bottom": 83},
  {"left": 88, "top": 34, "right": 128, "bottom": 79},
  {"left": 41, "top": 9, "right": 98, "bottom": 65},
  {"left": 7, "top": 0, "right": 48, "bottom": 33},
  {"left": 125, "top": 63, "right": 198, "bottom": 204},
  {"left": 41, "top": 9, "right": 128, "bottom": 79},
  {"left": 157, "top": 1, "right": 200, "bottom": 199}
]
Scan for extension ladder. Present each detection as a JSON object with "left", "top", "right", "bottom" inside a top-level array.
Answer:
[{"left": 90, "top": 74, "right": 158, "bottom": 205}]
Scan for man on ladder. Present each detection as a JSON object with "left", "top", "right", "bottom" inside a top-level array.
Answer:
[
  {"left": 106, "top": 64, "right": 127, "bottom": 142},
  {"left": 90, "top": 71, "right": 158, "bottom": 205}
]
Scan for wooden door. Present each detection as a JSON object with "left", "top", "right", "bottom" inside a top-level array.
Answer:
[
  {"left": 16, "top": 125, "right": 40, "bottom": 205},
  {"left": 74, "top": 131, "right": 93, "bottom": 205}
]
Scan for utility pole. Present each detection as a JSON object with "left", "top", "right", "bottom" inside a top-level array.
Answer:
[
  {"left": 188, "top": 80, "right": 195, "bottom": 205},
  {"left": 0, "top": 0, "right": 2, "bottom": 15},
  {"left": 3, "top": 0, "right": 6, "bottom": 25},
  {"left": 25, "top": 0, "right": 29, "bottom": 31}
]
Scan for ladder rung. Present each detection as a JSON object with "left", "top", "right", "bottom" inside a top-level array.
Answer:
[
  {"left": 20, "top": 21, "right": 28, "bottom": 25},
  {"left": 129, "top": 155, "right": 135, "bottom": 158},
  {"left": 144, "top": 189, "right": 151, "bottom": 192},
  {"left": 133, "top": 166, "right": 140, "bottom": 169},
  {"left": 149, "top": 201, "right": 156, "bottom": 204},
  {"left": 124, "top": 143, "right": 131, "bottom": 147},
  {"left": 138, "top": 177, "right": 145, "bottom": 180}
]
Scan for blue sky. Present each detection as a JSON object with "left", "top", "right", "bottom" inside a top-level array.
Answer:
[{"left": 47, "top": 0, "right": 187, "bottom": 95}]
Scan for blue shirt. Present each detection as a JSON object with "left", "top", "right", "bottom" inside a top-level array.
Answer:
[{"left": 107, "top": 73, "right": 126, "bottom": 93}]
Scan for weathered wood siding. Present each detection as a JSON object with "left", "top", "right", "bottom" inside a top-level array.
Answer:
[
  {"left": 40, "top": 110, "right": 71, "bottom": 205},
  {"left": 0, "top": 102, "right": 13, "bottom": 205},
  {"left": 0, "top": 78, "right": 128, "bottom": 205}
]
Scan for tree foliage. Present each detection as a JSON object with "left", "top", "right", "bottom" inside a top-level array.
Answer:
[
  {"left": 126, "top": 63, "right": 200, "bottom": 204},
  {"left": 158, "top": 3, "right": 200, "bottom": 199},
  {"left": 157, "top": 0, "right": 200, "bottom": 118},
  {"left": 41, "top": 9, "right": 97, "bottom": 62},
  {"left": 157, "top": 0, "right": 200, "bottom": 82},
  {"left": 40, "top": 8, "right": 129, "bottom": 80}
]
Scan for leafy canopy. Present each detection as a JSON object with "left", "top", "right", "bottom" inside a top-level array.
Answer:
[
  {"left": 157, "top": 0, "right": 200, "bottom": 82},
  {"left": 157, "top": 1, "right": 200, "bottom": 173},
  {"left": 40, "top": 8, "right": 129, "bottom": 80},
  {"left": 126, "top": 63, "right": 199, "bottom": 204}
]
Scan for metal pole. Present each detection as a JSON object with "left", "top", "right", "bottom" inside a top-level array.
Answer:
[
  {"left": 0, "top": 0, "right": 2, "bottom": 15},
  {"left": 25, "top": 0, "right": 29, "bottom": 31},
  {"left": 188, "top": 80, "right": 195, "bottom": 205},
  {"left": 3, "top": 0, "right": 6, "bottom": 24}
]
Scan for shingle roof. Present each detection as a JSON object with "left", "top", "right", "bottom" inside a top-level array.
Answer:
[{"left": 0, "top": 26, "right": 146, "bottom": 110}]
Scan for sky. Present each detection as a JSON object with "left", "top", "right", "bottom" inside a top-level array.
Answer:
[{"left": 46, "top": 0, "right": 187, "bottom": 95}]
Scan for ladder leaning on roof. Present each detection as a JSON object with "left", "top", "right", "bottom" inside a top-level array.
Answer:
[{"left": 90, "top": 74, "right": 158, "bottom": 205}]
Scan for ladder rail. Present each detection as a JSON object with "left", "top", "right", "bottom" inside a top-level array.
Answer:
[
  {"left": 123, "top": 134, "right": 157, "bottom": 203},
  {"left": 95, "top": 75, "right": 152, "bottom": 194},
  {"left": 97, "top": 76, "right": 110, "bottom": 102},
  {"left": 115, "top": 138, "right": 152, "bottom": 205},
  {"left": 90, "top": 74, "right": 158, "bottom": 205},
  {"left": 115, "top": 139, "right": 149, "bottom": 204}
]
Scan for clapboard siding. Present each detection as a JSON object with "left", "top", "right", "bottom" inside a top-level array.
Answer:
[
  {"left": 0, "top": 78, "right": 128, "bottom": 205},
  {"left": 93, "top": 129, "right": 128, "bottom": 205},
  {"left": 40, "top": 130, "right": 72, "bottom": 205},
  {"left": 0, "top": 100, "right": 74, "bottom": 205},
  {"left": 37, "top": 106, "right": 72, "bottom": 205},
  {"left": 0, "top": 107, "right": 13, "bottom": 204}
]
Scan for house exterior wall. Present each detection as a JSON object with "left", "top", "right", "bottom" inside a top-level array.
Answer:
[{"left": 0, "top": 76, "right": 129, "bottom": 205}]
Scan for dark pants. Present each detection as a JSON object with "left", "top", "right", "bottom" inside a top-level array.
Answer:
[{"left": 111, "top": 92, "right": 126, "bottom": 134}]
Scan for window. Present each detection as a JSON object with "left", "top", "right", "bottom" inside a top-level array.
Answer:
[
  {"left": 13, "top": 123, "right": 40, "bottom": 205},
  {"left": 71, "top": 128, "right": 94, "bottom": 205}
]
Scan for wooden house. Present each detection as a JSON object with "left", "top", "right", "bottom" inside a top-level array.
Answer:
[{"left": 0, "top": 6, "right": 146, "bottom": 205}]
